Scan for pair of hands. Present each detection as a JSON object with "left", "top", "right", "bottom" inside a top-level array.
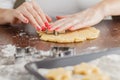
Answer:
[{"left": 10, "top": 0, "right": 105, "bottom": 32}]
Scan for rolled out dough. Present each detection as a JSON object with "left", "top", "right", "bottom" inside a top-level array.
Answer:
[{"left": 38, "top": 27, "right": 100, "bottom": 43}]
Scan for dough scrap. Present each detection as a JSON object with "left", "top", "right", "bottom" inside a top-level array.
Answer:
[
  {"left": 82, "top": 73, "right": 110, "bottom": 80},
  {"left": 39, "top": 63, "right": 110, "bottom": 80},
  {"left": 45, "top": 68, "right": 72, "bottom": 80},
  {"left": 38, "top": 27, "right": 100, "bottom": 43},
  {"left": 73, "top": 63, "right": 100, "bottom": 75}
]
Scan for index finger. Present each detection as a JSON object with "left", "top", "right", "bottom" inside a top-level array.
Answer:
[{"left": 31, "top": 1, "right": 48, "bottom": 24}]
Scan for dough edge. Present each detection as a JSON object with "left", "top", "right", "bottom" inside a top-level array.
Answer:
[{"left": 38, "top": 27, "right": 100, "bottom": 43}]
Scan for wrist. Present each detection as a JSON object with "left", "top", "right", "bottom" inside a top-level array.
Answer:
[
  {"left": 5, "top": 9, "right": 15, "bottom": 24},
  {"left": 99, "top": 0, "right": 110, "bottom": 17},
  {"left": 5, "top": 9, "right": 22, "bottom": 25},
  {"left": 98, "top": 0, "right": 120, "bottom": 17},
  {"left": 93, "top": 1, "right": 108, "bottom": 18},
  {"left": 0, "top": 9, "right": 15, "bottom": 25}
]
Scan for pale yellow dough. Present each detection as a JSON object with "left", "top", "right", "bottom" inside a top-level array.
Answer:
[
  {"left": 38, "top": 27, "right": 100, "bottom": 43},
  {"left": 82, "top": 73, "right": 110, "bottom": 80},
  {"left": 74, "top": 63, "right": 100, "bottom": 75},
  {"left": 43, "top": 63, "right": 110, "bottom": 80},
  {"left": 45, "top": 68, "right": 72, "bottom": 80}
]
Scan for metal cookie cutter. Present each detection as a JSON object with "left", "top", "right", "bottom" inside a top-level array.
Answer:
[
  {"left": 46, "top": 30, "right": 66, "bottom": 36},
  {"left": 50, "top": 47, "right": 76, "bottom": 57}
]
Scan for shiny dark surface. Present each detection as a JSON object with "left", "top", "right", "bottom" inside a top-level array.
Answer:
[{"left": 0, "top": 20, "right": 120, "bottom": 55}]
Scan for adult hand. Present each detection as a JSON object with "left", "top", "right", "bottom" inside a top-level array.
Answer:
[
  {"left": 12, "top": 0, "right": 52, "bottom": 31},
  {"left": 50, "top": 4, "right": 105, "bottom": 32}
]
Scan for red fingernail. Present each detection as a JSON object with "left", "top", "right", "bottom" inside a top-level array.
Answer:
[
  {"left": 48, "top": 25, "right": 52, "bottom": 29},
  {"left": 36, "top": 26, "right": 41, "bottom": 31},
  {"left": 56, "top": 16, "right": 61, "bottom": 20},
  {"left": 45, "top": 22, "right": 51, "bottom": 29},
  {"left": 42, "top": 26, "right": 47, "bottom": 31},
  {"left": 45, "top": 22, "right": 49, "bottom": 26}
]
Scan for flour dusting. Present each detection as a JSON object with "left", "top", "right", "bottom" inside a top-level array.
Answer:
[{"left": 90, "top": 54, "right": 120, "bottom": 80}]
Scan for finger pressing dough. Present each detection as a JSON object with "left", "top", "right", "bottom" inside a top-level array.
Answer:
[{"left": 38, "top": 27, "right": 100, "bottom": 43}]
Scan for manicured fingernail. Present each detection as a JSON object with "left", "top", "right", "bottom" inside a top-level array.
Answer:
[
  {"left": 45, "top": 22, "right": 51, "bottom": 29},
  {"left": 45, "top": 22, "right": 49, "bottom": 26},
  {"left": 56, "top": 16, "right": 60, "bottom": 20},
  {"left": 48, "top": 25, "right": 52, "bottom": 29},
  {"left": 36, "top": 26, "right": 41, "bottom": 31},
  {"left": 42, "top": 26, "right": 47, "bottom": 31}
]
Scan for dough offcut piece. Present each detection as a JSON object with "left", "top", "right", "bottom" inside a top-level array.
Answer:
[{"left": 38, "top": 27, "right": 100, "bottom": 43}]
